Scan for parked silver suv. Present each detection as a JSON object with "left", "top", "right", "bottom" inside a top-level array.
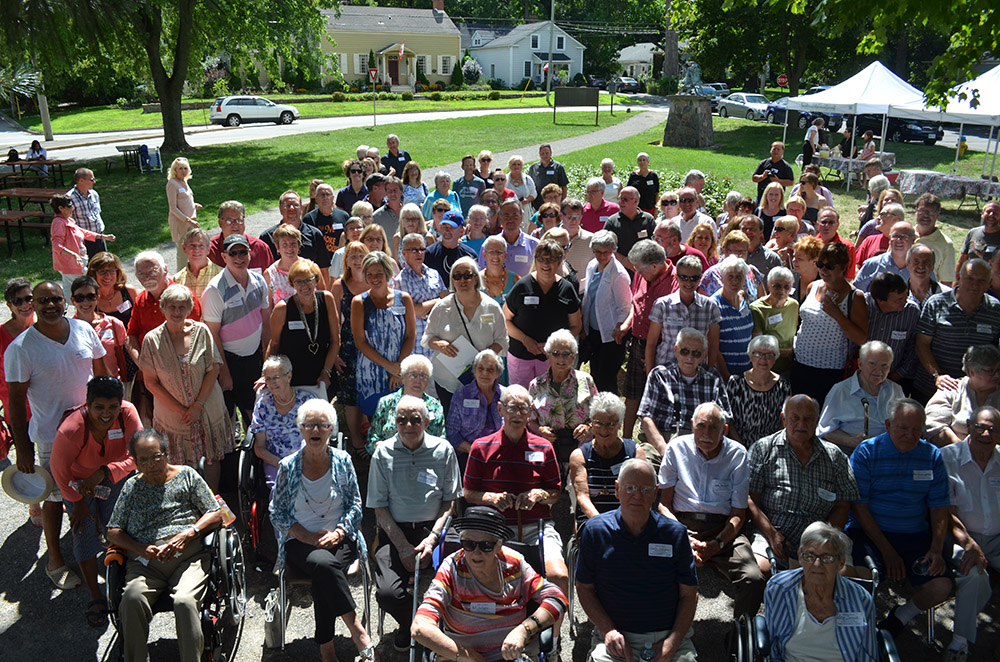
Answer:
[{"left": 209, "top": 96, "right": 300, "bottom": 126}]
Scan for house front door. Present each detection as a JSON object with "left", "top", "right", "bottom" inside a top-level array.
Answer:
[{"left": 388, "top": 56, "right": 399, "bottom": 84}]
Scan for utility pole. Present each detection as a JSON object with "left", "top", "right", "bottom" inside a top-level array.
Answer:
[{"left": 545, "top": 0, "right": 555, "bottom": 105}]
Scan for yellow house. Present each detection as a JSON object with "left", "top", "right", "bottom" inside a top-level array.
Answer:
[{"left": 322, "top": 2, "right": 462, "bottom": 91}]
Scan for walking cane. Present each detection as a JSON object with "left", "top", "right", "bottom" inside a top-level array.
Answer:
[
  {"left": 409, "top": 559, "right": 421, "bottom": 662},
  {"left": 861, "top": 397, "right": 870, "bottom": 437}
]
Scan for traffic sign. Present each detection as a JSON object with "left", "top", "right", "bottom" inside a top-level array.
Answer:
[
  {"left": 369, "top": 68, "right": 379, "bottom": 83},
  {"left": 777, "top": 74, "right": 788, "bottom": 87}
]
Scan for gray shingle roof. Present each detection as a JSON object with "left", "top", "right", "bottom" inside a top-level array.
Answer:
[
  {"left": 456, "top": 23, "right": 515, "bottom": 50},
  {"left": 322, "top": 6, "right": 460, "bottom": 35}
]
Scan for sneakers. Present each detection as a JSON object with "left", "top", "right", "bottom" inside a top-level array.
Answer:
[
  {"left": 876, "top": 606, "right": 905, "bottom": 638},
  {"left": 943, "top": 648, "right": 968, "bottom": 662}
]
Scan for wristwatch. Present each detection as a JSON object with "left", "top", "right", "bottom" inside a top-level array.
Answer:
[
  {"left": 191, "top": 524, "right": 201, "bottom": 536},
  {"left": 713, "top": 536, "right": 724, "bottom": 548}
]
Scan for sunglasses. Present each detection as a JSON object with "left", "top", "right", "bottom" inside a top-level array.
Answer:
[
  {"left": 37, "top": 296, "right": 65, "bottom": 305},
  {"left": 452, "top": 272, "right": 476, "bottom": 281},
  {"left": 395, "top": 415, "right": 424, "bottom": 427},
  {"left": 227, "top": 249, "right": 250, "bottom": 258},
  {"left": 10, "top": 295, "right": 32, "bottom": 306},
  {"left": 800, "top": 552, "right": 840, "bottom": 566},
  {"left": 677, "top": 347, "right": 703, "bottom": 358},
  {"left": 536, "top": 257, "right": 561, "bottom": 265},
  {"left": 406, "top": 247, "right": 427, "bottom": 254},
  {"left": 350, "top": 169, "right": 363, "bottom": 174},
  {"left": 72, "top": 293, "right": 98, "bottom": 303},
  {"left": 679, "top": 197, "right": 697, "bottom": 204},
  {"left": 541, "top": 213, "right": 558, "bottom": 219},
  {"left": 815, "top": 261, "right": 841, "bottom": 270},
  {"left": 301, "top": 422, "right": 334, "bottom": 431},
  {"left": 677, "top": 274, "right": 701, "bottom": 282},
  {"left": 460, "top": 539, "right": 497, "bottom": 553},
  {"left": 548, "top": 350, "right": 575, "bottom": 358},
  {"left": 661, "top": 200, "right": 678, "bottom": 206}
]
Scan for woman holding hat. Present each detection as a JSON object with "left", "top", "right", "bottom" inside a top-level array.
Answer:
[{"left": 412, "top": 505, "right": 567, "bottom": 662}]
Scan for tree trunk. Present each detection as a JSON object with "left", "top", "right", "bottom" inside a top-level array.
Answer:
[
  {"left": 662, "top": 1, "right": 679, "bottom": 79},
  {"left": 135, "top": 0, "right": 195, "bottom": 152},
  {"left": 893, "top": 28, "right": 908, "bottom": 80}
]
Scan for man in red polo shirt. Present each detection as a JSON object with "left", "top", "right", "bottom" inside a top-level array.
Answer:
[
  {"left": 463, "top": 384, "right": 567, "bottom": 596},
  {"left": 581, "top": 177, "right": 620, "bottom": 233},
  {"left": 816, "top": 207, "right": 857, "bottom": 279},
  {"left": 208, "top": 200, "right": 272, "bottom": 273}
]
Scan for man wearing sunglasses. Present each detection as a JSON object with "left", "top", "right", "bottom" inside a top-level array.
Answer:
[
  {"left": 658, "top": 402, "right": 765, "bottom": 620},
  {"left": 576, "top": 458, "right": 699, "bottom": 662},
  {"left": 6, "top": 280, "right": 110, "bottom": 590},
  {"left": 367, "top": 395, "right": 460, "bottom": 652},
  {"left": 670, "top": 186, "right": 713, "bottom": 243},
  {"left": 208, "top": 200, "right": 272, "bottom": 272},
  {"left": 638, "top": 327, "right": 730, "bottom": 471},
  {"left": 202, "top": 234, "right": 271, "bottom": 424},
  {"left": 464, "top": 385, "right": 568, "bottom": 597},
  {"left": 605, "top": 187, "right": 655, "bottom": 272}
]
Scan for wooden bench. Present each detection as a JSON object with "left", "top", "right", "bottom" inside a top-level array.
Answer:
[{"left": 0, "top": 210, "right": 55, "bottom": 257}]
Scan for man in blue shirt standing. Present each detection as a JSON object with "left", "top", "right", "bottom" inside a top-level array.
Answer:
[
  {"left": 846, "top": 398, "right": 953, "bottom": 638},
  {"left": 576, "top": 458, "right": 698, "bottom": 662}
]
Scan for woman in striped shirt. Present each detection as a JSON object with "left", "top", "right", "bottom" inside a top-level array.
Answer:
[{"left": 412, "top": 506, "right": 567, "bottom": 662}]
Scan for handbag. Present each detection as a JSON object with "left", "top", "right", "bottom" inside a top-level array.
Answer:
[{"left": 454, "top": 296, "right": 479, "bottom": 386}]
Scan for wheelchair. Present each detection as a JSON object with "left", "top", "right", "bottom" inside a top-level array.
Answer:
[{"left": 105, "top": 525, "right": 247, "bottom": 662}]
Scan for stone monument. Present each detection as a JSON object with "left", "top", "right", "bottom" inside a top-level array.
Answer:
[{"left": 663, "top": 95, "right": 714, "bottom": 148}]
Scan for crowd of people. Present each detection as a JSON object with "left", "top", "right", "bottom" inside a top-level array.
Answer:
[{"left": 2, "top": 132, "right": 1000, "bottom": 662}]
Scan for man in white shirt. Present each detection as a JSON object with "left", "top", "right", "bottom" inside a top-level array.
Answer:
[{"left": 671, "top": 187, "right": 714, "bottom": 242}]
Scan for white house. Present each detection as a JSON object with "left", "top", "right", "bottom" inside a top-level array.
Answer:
[
  {"left": 617, "top": 42, "right": 659, "bottom": 79},
  {"left": 459, "top": 21, "right": 585, "bottom": 87}
]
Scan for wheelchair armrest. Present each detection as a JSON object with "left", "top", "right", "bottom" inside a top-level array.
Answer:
[
  {"left": 203, "top": 528, "right": 218, "bottom": 550},
  {"left": 752, "top": 615, "right": 769, "bottom": 655},
  {"left": 878, "top": 629, "right": 900, "bottom": 662},
  {"left": 538, "top": 626, "right": 553, "bottom": 654}
]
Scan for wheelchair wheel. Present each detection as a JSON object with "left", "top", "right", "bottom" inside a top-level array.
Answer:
[{"left": 219, "top": 527, "right": 248, "bottom": 627}]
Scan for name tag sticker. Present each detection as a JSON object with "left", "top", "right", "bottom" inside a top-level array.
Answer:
[
  {"left": 333, "top": 223, "right": 343, "bottom": 230},
  {"left": 649, "top": 543, "right": 673, "bottom": 557},
  {"left": 913, "top": 469, "right": 934, "bottom": 481},
  {"left": 988, "top": 477, "right": 1000, "bottom": 489},
  {"left": 480, "top": 313, "right": 495, "bottom": 324},
  {"left": 101, "top": 329, "right": 115, "bottom": 340},
  {"left": 600, "top": 216, "right": 610, "bottom": 223},
  {"left": 891, "top": 330, "right": 907, "bottom": 340},
  {"left": 610, "top": 462, "right": 623, "bottom": 475},
  {"left": 288, "top": 320, "right": 306, "bottom": 330},
  {"left": 646, "top": 180, "right": 654, "bottom": 186},
  {"left": 399, "top": 156, "right": 406, "bottom": 162},
  {"left": 978, "top": 324, "right": 992, "bottom": 334},
  {"left": 116, "top": 300, "right": 132, "bottom": 313},
  {"left": 817, "top": 487, "right": 836, "bottom": 501},
  {"left": 838, "top": 612, "right": 865, "bottom": 627},
  {"left": 416, "top": 470, "right": 438, "bottom": 488},
  {"left": 525, "top": 451, "right": 544, "bottom": 463},
  {"left": 178, "top": 187, "right": 187, "bottom": 194},
  {"left": 515, "top": 254, "right": 530, "bottom": 263},
  {"left": 524, "top": 296, "right": 540, "bottom": 305},
  {"left": 767, "top": 313, "right": 783, "bottom": 324},
  {"left": 225, "top": 298, "right": 243, "bottom": 308},
  {"left": 547, "top": 170, "right": 555, "bottom": 175},
  {"left": 463, "top": 398, "right": 480, "bottom": 409},
  {"left": 638, "top": 230, "right": 648, "bottom": 238},
  {"left": 108, "top": 428, "right": 124, "bottom": 440},
  {"left": 710, "top": 479, "right": 732, "bottom": 495},
  {"left": 250, "top": 268, "right": 263, "bottom": 275},
  {"left": 470, "top": 602, "right": 496, "bottom": 614}
]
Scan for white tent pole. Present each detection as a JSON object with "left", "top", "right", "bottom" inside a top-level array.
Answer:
[
  {"left": 782, "top": 113, "right": 787, "bottom": 145},
  {"left": 991, "top": 131, "right": 999, "bottom": 179},
  {"left": 879, "top": 114, "right": 888, "bottom": 153},
  {"left": 953, "top": 122, "right": 964, "bottom": 173},
  {"left": 983, "top": 126, "right": 994, "bottom": 177},
  {"left": 847, "top": 115, "right": 857, "bottom": 193}
]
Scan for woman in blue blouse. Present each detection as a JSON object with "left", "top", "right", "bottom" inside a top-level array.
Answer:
[
  {"left": 249, "top": 355, "right": 313, "bottom": 491},
  {"left": 764, "top": 522, "right": 877, "bottom": 662},
  {"left": 446, "top": 349, "right": 505, "bottom": 464},
  {"left": 270, "top": 398, "right": 375, "bottom": 662}
]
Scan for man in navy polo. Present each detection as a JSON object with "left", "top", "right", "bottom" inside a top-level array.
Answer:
[{"left": 576, "top": 458, "right": 698, "bottom": 662}]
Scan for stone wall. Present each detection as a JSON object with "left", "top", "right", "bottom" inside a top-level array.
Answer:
[{"left": 663, "top": 95, "right": 714, "bottom": 148}]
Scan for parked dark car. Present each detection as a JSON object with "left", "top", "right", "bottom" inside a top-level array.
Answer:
[
  {"left": 764, "top": 96, "right": 843, "bottom": 132},
  {"left": 609, "top": 76, "right": 641, "bottom": 93},
  {"left": 588, "top": 75, "right": 606, "bottom": 89},
  {"left": 847, "top": 114, "right": 944, "bottom": 145}
]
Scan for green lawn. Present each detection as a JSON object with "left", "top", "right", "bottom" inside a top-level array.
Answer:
[
  {"left": 15, "top": 91, "right": 642, "bottom": 134},
  {"left": 1, "top": 111, "right": 628, "bottom": 283}
]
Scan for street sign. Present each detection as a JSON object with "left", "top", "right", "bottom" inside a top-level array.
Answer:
[
  {"left": 777, "top": 74, "right": 788, "bottom": 87},
  {"left": 369, "top": 68, "right": 379, "bottom": 83}
]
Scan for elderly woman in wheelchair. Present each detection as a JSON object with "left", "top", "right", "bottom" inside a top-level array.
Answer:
[
  {"left": 106, "top": 428, "right": 224, "bottom": 662},
  {"left": 411, "top": 505, "right": 567, "bottom": 662},
  {"left": 269, "top": 397, "right": 376, "bottom": 662},
  {"left": 758, "top": 521, "right": 879, "bottom": 662}
]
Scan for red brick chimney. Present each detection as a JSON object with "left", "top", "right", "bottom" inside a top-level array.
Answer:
[{"left": 433, "top": 0, "right": 444, "bottom": 10}]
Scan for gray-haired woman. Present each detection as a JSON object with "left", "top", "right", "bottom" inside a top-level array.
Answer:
[
  {"left": 925, "top": 345, "right": 1000, "bottom": 446},
  {"left": 726, "top": 335, "right": 790, "bottom": 446},
  {"left": 750, "top": 266, "right": 799, "bottom": 374},
  {"left": 712, "top": 255, "right": 754, "bottom": 379},
  {"left": 446, "top": 349, "right": 505, "bottom": 464},
  {"left": 421, "top": 171, "right": 460, "bottom": 220},
  {"left": 582, "top": 230, "right": 632, "bottom": 394},
  {"left": 249, "top": 354, "right": 314, "bottom": 491}
]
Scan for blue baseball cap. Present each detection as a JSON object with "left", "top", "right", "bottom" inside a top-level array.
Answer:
[{"left": 440, "top": 210, "right": 465, "bottom": 229}]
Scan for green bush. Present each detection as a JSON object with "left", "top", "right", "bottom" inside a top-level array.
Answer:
[
  {"left": 332, "top": 91, "right": 346, "bottom": 102},
  {"left": 401, "top": 91, "right": 414, "bottom": 101},
  {"left": 486, "top": 78, "right": 506, "bottom": 90},
  {"left": 517, "top": 78, "right": 535, "bottom": 91},
  {"left": 488, "top": 90, "right": 501, "bottom": 100},
  {"left": 451, "top": 62, "right": 465, "bottom": 87},
  {"left": 572, "top": 73, "right": 587, "bottom": 87},
  {"left": 430, "top": 91, "right": 443, "bottom": 101}
]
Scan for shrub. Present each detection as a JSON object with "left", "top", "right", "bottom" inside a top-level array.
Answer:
[
  {"left": 451, "top": 61, "right": 465, "bottom": 87},
  {"left": 430, "top": 91, "right": 443, "bottom": 101},
  {"left": 462, "top": 57, "right": 483, "bottom": 84},
  {"left": 486, "top": 78, "right": 506, "bottom": 90},
  {"left": 332, "top": 91, "right": 347, "bottom": 102},
  {"left": 572, "top": 73, "right": 587, "bottom": 87},
  {"left": 416, "top": 70, "right": 430, "bottom": 87},
  {"left": 401, "top": 91, "right": 414, "bottom": 101},
  {"left": 488, "top": 90, "right": 501, "bottom": 100},
  {"left": 517, "top": 78, "right": 535, "bottom": 91}
]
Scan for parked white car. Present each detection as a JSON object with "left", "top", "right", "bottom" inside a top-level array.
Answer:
[
  {"left": 717, "top": 92, "right": 770, "bottom": 120},
  {"left": 209, "top": 96, "right": 300, "bottom": 126}
]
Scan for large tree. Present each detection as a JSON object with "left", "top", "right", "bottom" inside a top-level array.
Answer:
[{"left": 1, "top": 0, "right": 334, "bottom": 150}]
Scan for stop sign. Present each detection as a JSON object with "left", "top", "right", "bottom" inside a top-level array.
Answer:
[{"left": 777, "top": 74, "right": 789, "bottom": 87}]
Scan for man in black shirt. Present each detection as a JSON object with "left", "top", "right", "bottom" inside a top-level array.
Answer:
[
  {"left": 605, "top": 186, "right": 655, "bottom": 272},
  {"left": 381, "top": 134, "right": 411, "bottom": 176},
  {"left": 259, "top": 190, "right": 333, "bottom": 284},
  {"left": 751, "top": 141, "right": 795, "bottom": 202},
  {"left": 302, "top": 183, "right": 349, "bottom": 255},
  {"left": 527, "top": 143, "right": 568, "bottom": 210},
  {"left": 425, "top": 210, "right": 476, "bottom": 288}
]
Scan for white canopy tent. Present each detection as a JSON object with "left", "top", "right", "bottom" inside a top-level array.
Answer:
[
  {"left": 781, "top": 62, "right": 925, "bottom": 190},
  {"left": 889, "top": 64, "right": 1000, "bottom": 177}
]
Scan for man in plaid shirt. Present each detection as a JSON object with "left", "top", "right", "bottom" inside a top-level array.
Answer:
[
  {"left": 638, "top": 327, "right": 730, "bottom": 470},
  {"left": 67, "top": 167, "right": 106, "bottom": 258}
]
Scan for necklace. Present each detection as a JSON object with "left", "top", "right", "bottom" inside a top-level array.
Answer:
[
  {"left": 301, "top": 475, "right": 334, "bottom": 518},
  {"left": 273, "top": 389, "right": 295, "bottom": 407},
  {"left": 293, "top": 293, "right": 321, "bottom": 355}
]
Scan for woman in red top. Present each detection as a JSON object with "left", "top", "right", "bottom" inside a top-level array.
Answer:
[
  {"left": 71, "top": 276, "right": 128, "bottom": 381},
  {"left": 50, "top": 377, "right": 140, "bottom": 626},
  {"left": 49, "top": 194, "right": 115, "bottom": 298}
]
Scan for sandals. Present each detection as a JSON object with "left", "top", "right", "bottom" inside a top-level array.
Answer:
[
  {"left": 46, "top": 565, "right": 81, "bottom": 590},
  {"left": 85, "top": 599, "right": 108, "bottom": 628},
  {"left": 28, "top": 503, "right": 42, "bottom": 527}
]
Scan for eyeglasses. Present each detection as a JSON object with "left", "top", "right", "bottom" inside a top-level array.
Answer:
[
  {"left": 535, "top": 256, "right": 561, "bottom": 265},
  {"left": 485, "top": 250, "right": 506, "bottom": 257},
  {"left": 677, "top": 347, "right": 703, "bottom": 358},
  {"left": 480, "top": 158, "right": 492, "bottom": 163},
  {"left": 661, "top": 200, "right": 678, "bottom": 207},
  {"left": 136, "top": 452, "right": 166, "bottom": 465},
  {"left": 890, "top": 234, "right": 915, "bottom": 241},
  {"left": 548, "top": 350, "right": 575, "bottom": 358},
  {"left": 136, "top": 267, "right": 161, "bottom": 280},
  {"left": 815, "top": 261, "right": 840, "bottom": 270},
  {"left": 541, "top": 213, "right": 558, "bottom": 219},
  {"left": 10, "top": 295, "right": 32, "bottom": 306},
  {"left": 800, "top": 551, "right": 840, "bottom": 565},
  {"left": 72, "top": 293, "right": 98, "bottom": 302},
  {"left": 37, "top": 296, "right": 65, "bottom": 305},
  {"left": 501, "top": 403, "right": 530, "bottom": 414},
  {"left": 972, "top": 423, "right": 998, "bottom": 435},
  {"left": 292, "top": 277, "right": 318, "bottom": 287},
  {"left": 406, "top": 247, "right": 427, "bottom": 254},
  {"left": 677, "top": 274, "right": 701, "bottom": 282},
  {"left": 816, "top": 219, "right": 837, "bottom": 226},
  {"left": 96, "top": 269, "right": 118, "bottom": 276},
  {"left": 403, "top": 372, "right": 430, "bottom": 381},
  {"left": 679, "top": 197, "right": 697, "bottom": 204},
  {"left": 280, "top": 202, "right": 301, "bottom": 209},
  {"left": 752, "top": 352, "right": 776, "bottom": 360},
  {"left": 301, "top": 422, "right": 334, "bottom": 431},
  {"left": 452, "top": 272, "right": 476, "bottom": 281},
  {"left": 772, "top": 227, "right": 788, "bottom": 234},
  {"left": 263, "top": 373, "right": 290, "bottom": 383},
  {"left": 590, "top": 419, "right": 619, "bottom": 429},
  {"left": 460, "top": 539, "right": 497, "bottom": 553},
  {"left": 222, "top": 218, "right": 245, "bottom": 225},
  {"left": 227, "top": 249, "right": 250, "bottom": 258},
  {"left": 350, "top": 169, "right": 363, "bottom": 174},
  {"left": 621, "top": 484, "right": 657, "bottom": 496}
]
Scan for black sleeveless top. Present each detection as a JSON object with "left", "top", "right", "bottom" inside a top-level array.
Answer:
[
  {"left": 104, "top": 287, "right": 135, "bottom": 328},
  {"left": 279, "top": 292, "right": 331, "bottom": 387},
  {"left": 577, "top": 439, "right": 638, "bottom": 527}
]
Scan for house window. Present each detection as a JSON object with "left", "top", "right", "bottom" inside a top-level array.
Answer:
[
  {"left": 524, "top": 61, "right": 532, "bottom": 78},
  {"left": 416, "top": 55, "right": 427, "bottom": 76},
  {"left": 556, "top": 36, "right": 565, "bottom": 51},
  {"left": 356, "top": 54, "right": 367, "bottom": 76},
  {"left": 531, "top": 34, "right": 539, "bottom": 49},
  {"left": 440, "top": 56, "right": 452, "bottom": 76},
  {"left": 338, "top": 54, "right": 347, "bottom": 76},
  {"left": 474, "top": 36, "right": 481, "bottom": 46}
]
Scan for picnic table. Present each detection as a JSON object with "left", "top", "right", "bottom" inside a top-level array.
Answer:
[
  {"left": 7, "top": 159, "right": 74, "bottom": 187},
  {"left": 810, "top": 151, "right": 896, "bottom": 174},
  {"left": 0, "top": 187, "right": 68, "bottom": 213},
  {"left": 0, "top": 209, "right": 56, "bottom": 257},
  {"left": 896, "top": 170, "right": 1000, "bottom": 208},
  {"left": 116, "top": 145, "right": 143, "bottom": 173}
]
